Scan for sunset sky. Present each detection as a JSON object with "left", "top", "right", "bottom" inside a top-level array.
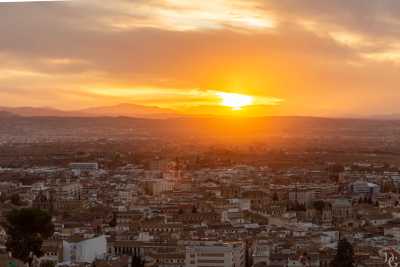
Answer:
[{"left": 1, "top": 0, "right": 400, "bottom": 117}]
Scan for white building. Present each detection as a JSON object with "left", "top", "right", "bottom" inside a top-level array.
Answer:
[
  {"left": 118, "top": 190, "right": 133, "bottom": 203},
  {"left": 222, "top": 208, "right": 244, "bottom": 224},
  {"left": 144, "top": 179, "right": 174, "bottom": 195},
  {"left": 350, "top": 180, "right": 380, "bottom": 195},
  {"left": 252, "top": 240, "right": 272, "bottom": 266},
  {"left": 229, "top": 199, "right": 251, "bottom": 211},
  {"left": 185, "top": 241, "right": 245, "bottom": 267},
  {"left": 56, "top": 183, "right": 81, "bottom": 200},
  {"left": 70, "top": 162, "right": 99, "bottom": 176},
  {"left": 62, "top": 235, "right": 107, "bottom": 264}
]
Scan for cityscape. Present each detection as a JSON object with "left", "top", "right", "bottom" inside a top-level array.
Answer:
[{"left": 2, "top": 1, "right": 400, "bottom": 267}]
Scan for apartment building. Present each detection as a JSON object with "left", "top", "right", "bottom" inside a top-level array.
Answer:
[{"left": 185, "top": 241, "right": 245, "bottom": 267}]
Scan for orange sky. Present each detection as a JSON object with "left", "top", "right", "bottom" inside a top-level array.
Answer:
[{"left": 1, "top": 0, "right": 400, "bottom": 117}]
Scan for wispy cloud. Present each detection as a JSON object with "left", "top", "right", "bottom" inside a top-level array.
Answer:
[{"left": 79, "top": 0, "right": 276, "bottom": 32}]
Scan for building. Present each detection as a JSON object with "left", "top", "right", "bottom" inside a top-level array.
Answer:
[
  {"left": 332, "top": 198, "right": 353, "bottom": 223},
  {"left": 55, "top": 183, "right": 81, "bottom": 200},
  {"left": 61, "top": 235, "right": 107, "bottom": 264},
  {"left": 70, "top": 162, "right": 99, "bottom": 176},
  {"left": 185, "top": 241, "right": 245, "bottom": 267},
  {"left": 143, "top": 179, "right": 174, "bottom": 196},
  {"left": 350, "top": 181, "right": 380, "bottom": 196},
  {"left": 289, "top": 190, "right": 315, "bottom": 205},
  {"left": 222, "top": 208, "right": 244, "bottom": 224},
  {"left": 252, "top": 240, "right": 272, "bottom": 266}
]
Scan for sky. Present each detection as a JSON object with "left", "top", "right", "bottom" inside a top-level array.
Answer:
[{"left": 1, "top": 0, "right": 400, "bottom": 117}]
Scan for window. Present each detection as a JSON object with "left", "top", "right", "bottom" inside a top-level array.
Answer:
[{"left": 198, "top": 260, "right": 225, "bottom": 264}]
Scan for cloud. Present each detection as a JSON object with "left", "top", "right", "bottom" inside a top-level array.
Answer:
[
  {"left": 1, "top": 0, "right": 400, "bottom": 115},
  {"left": 76, "top": 0, "right": 276, "bottom": 32}
]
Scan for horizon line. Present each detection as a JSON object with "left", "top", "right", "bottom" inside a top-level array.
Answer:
[{"left": 0, "top": 0, "right": 66, "bottom": 2}]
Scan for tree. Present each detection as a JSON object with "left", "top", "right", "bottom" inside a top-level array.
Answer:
[
  {"left": 10, "top": 194, "right": 22, "bottom": 206},
  {"left": 109, "top": 213, "right": 117, "bottom": 227},
  {"left": 40, "top": 260, "right": 55, "bottom": 267},
  {"left": 131, "top": 251, "right": 145, "bottom": 267},
  {"left": 330, "top": 238, "right": 354, "bottom": 267},
  {"left": 272, "top": 192, "right": 279, "bottom": 202},
  {"left": 2, "top": 208, "right": 54, "bottom": 266},
  {"left": 244, "top": 239, "right": 253, "bottom": 267},
  {"left": 313, "top": 201, "right": 326, "bottom": 212},
  {"left": 192, "top": 205, "right": 197, "bottom": 213},
  {"left": 0, "top": 193, "right": 7, "bottom": 203}
]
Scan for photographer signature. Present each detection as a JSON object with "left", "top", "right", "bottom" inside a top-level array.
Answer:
[{"left": 380, "top": 247, "right": 400, "bottom": 267}]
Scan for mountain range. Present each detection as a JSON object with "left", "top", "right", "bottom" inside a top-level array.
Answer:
[
  {"left": 1, "top": 104, "right": 400, "bottom": 120},
  {"left": 0, "top": 103, "right": 183, "bottom": 119}
]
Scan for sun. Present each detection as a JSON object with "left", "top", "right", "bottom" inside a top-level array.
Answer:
[{"left": 217, "top": 92, "right": 253, "bottom": 110}]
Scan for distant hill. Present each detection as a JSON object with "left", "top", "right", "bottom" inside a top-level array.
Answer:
[
  {"left": 0, "top": 103, "right": 182, "bottom": 119},
  {"left": 79, "top": 103, "right": 182, "bottom": 119},
  {"left": 0, "top": 106, "right": 83, "bottom": 117},
  {"left": 368, "top": 114, "right": 400, "bottom": 120},
  {"left": 0, "top": 110, "right": 17, "bottom": 118},
  {"left": 3, "top": 103, "right": 400, "bottom": 121}
]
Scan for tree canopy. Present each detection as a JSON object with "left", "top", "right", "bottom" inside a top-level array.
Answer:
[
  {"left": 131, "top": 251, "right": 145, "bottom": 267},
  {"left": 330, "top": 238, "right": 354, "bottom": 267},
  {"left": 2, "top": 208, "right": 54, "bottom": 265}
]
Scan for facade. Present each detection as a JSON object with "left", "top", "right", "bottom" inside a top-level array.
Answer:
[
  {"left": 70, "top": 163, "right": 99, "bottom": 176},
  {"left": 332, "top": 198, "right": 353, "bottom": 223},
  {"left": 56, "top": 183, "right": 81, "bottom": 200},
  {"left": 62, "top": 235, "right": 107, "bottom": 264},
  {"left": 143, "top": 179, "right": 174, "bottom": 195},
  {"left": 252, "top": 240, "right": 272, "bottom": 266},
  {"left": 185, "top": 241, "right": 245, "bottom": 267},
  {"left": 350, "top": 181, "right": 380, "bottom": 196},
  {"left": 289, "top": 190, "right": 315, "bottom": 205}
]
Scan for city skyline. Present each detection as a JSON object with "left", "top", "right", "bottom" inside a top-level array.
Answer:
[{"left": 2, "top": 2, "right": 400, "bottom": 266}]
